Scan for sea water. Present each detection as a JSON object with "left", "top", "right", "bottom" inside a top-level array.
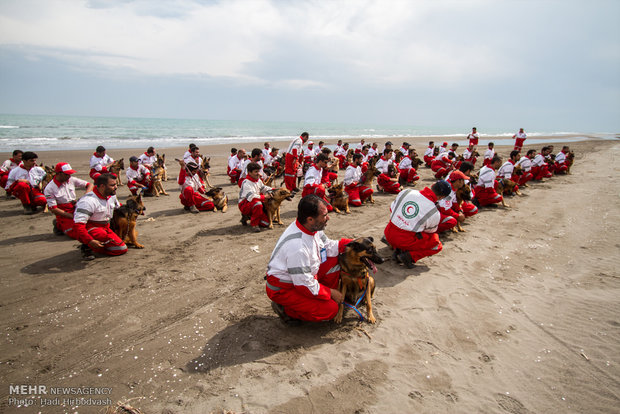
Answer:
[{"left": 0, "top": 113, "right": 615, "bottom": 152}]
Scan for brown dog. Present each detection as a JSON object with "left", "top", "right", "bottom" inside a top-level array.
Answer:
[
  {"left": 111, "top": 194, "right": 145, "bottom": 248},
  {"left": 453, "top": 184, "right": 473, "bottom": 232},
  {"left": 360, "top": 163, "right": 379, "bottom": 203},
  {"left": 334, "top": 237, "right": 384, "bottom": 324},
  {"left": 149, "top": 164, "right": 169, "bottom": 197},
  {"left": 496, "top": 178, "right": 519, "bottom": 201},
  {"left": 206, "top": 187, "right": 228, "bottom": 212},
  {"left": 328, "top": 182, "right": 350, "bottom": 214},
  {"left": 263, "top": 187, "right": 295, "bottom": 228},
  {"left": 566, "top": 151, "right": 575, "bottom": 173},
  {"left": 108, "top": 158, "right": 125, "bottom": 186}
]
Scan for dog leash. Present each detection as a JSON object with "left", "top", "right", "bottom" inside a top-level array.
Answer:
[{"left": 343, "top": 287, "right": 367, "bottom": 321}]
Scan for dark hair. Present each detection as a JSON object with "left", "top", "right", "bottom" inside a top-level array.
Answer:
[
  {"left": 12, "top": 150, "right": 23, "bottom": 157},
  {"left": 300, "top": 132, "right": 309, "bottom": 139},
  {"left": 189, "top": 143, "right": 197, "bottom": 150},
  {"left": 541, "top": 146, "right": 549, "bottom": 152},
  {"left": 452, "top": 143, "right": 459, "bottom": 147},
  {"left": 96, "top": 146, "right": 106, "bottom": 153},
  {"left": 383, "top": 148, "right": 392, "bottom": 155},
  {"left": 147, "top": 146, "right": 155, "bottom": 153},
  {"left": 22, "top": 151, "right": 38, "bottom": 161},
  {"left": 95, "top": 173, "right": 116, "bottom": 187},
  {"left": 562, "top": 145, "right": 569, "bottom": 151},
  {"left": 459, "top": 161, "right": 475, "bottom": 173},
  {"left": 231, "top": 148, "right": 237, "bottom": 154},
  {"left": 264, "top": 142, "right": 269, "bottom": 146},
  {"left": 510, "top": 150, "right": 520, "bottom": 158},
  {"left": 251, "top": 148, "right": 262, "bottom": 158},
  {"left": 352, "top": 153, "right": 363, "bottom": 162},
  {"left": 318, "top": 141, "right": 325, "bottom": 146},
  {"left": 315, "top": 153, "right": 329, "bottom": 163},
  {"left": 527, "top": 149, "right": 536, "bottom": 157},
  {"left": 297, "top": 194, "right": 326, "bottom": 224},
  {"left": 491, "top": 155, "right": 502, "bottom": 164},
  {"left": 387, "top": 164, "right": 397, "bottom": 175},
  {"left": 488, "top": 142, "right": 494, "bottom": 147},
  {"left": 428, "top": 141, "right": 434, "bottom": 146},
  {"left": 321, "top": 147, "right": 332, "bottom": 155},
  {"left": 247, "top": 162, "right": 261, "bottom": 173},
  {"left": 343, "top": 143, "right": 349, "bottom": 147},
  {"left": 191, "top": 146, "right": 200, "bottom": 152}
]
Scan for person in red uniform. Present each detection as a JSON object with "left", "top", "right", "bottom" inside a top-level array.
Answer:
[
  {"left": 284, "top": 132, "right": 309, "bottom": 191},
  {"left": 0, "top": 149, "right": 23, "bottom": 194},
  {"left": 5, "top": 151, "right": 47, "bottom": 214},
  {"left": 179, "top": 162, "right": 215, "bottom": 213}
]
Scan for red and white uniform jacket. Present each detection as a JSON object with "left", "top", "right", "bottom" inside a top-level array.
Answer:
[
  {"left": 304, "top": 164, "right": 323, "bottom": 187},
  {"left": 397, "top": 146, "right": 408, "bottom": 156},
  {"left": 262, "top": 147, "right": 270, "bottom": 159},
  {"left": 74, "top": 189, "right": 120, "bottom": 225},
  {"left": 126, "top": 164, "right": 151, "bottom": 183},
  {"left": 335, "top": 146, "right": 348, "bottom": 157},
  {"left": 382, "top": 147, "right": 396, "bottom": 160},
  {"left": 484, "top": 148, "right": 495, "bottom": 161},
  {"left": 266, "top": 220, "right": 340, "bottom": 298},
  {"left": 375, "top": 156, "right": 393, "bottom": 174},
  {"left": 532, "top": 153, "right": 546, "bottom": 167},
  {"left": 514, "top": 131, "right": 527, "bottom": 140},
  {"left": 228, "top": 154, "right": 243, "bottom": 171},
  {"left": 90, "top": 153, "right": 114, "bottom": 172},
  {"left": 555, "top": 151, "right": 567, "bottom": 165},
  {"left": 0, "top": 158, "right": 20, "bottom": 174},
  {"left": 424, "top": 146, "right": 434, "bottom": 158},
  {"left": 286, "top": 137, "right": 304, "bottom": 158},
  {"left": 355, "top": 143, "right": 365, "bottom": 153},
  {"left": 388, "top": 188, "right": 440, "bottom": 233},
  {"left": 368, "top": 147, "right": 378, "bottom": 158},
  {"left": 44, "top": 176, "right": 89, "bottom": 209},
  {"left": 264, "top": 152, "right": 278, "bottom": 167},
  {"left": 498, "top": 160, "right": 516, "bottom": 179},
  {"left": 5, "top": 163, "right": 46, "bottom": 189},
  {"left": 437, "top": 184, "right": 457, "bottom": 211},
  {"left": 467, "top": 132, "right": 480, "bottom": 142},
  {"left": 343, "top": 165, "right": 362, "bottom": 186},
  {"left": 439, "top": 146, "right": 448, "bottom": 154},
  {"left": 303, "top": 146, "right": 317, "bottom": 161},
  {"left": 239, "top": 175, "right": 271, "bottom": 203},
  {"left": 138, "top": 152, "right": 156, "bottom": 167},
  {"left": 478, "top": 165, "right": 497, "bottom": 188},
  {"left": 516, "top": 156, "right": 532, "bottom": 172},
  {"left": 463, "top": 148, "right": 474, "bottom": 160},
  {"left": 182, "top": 172, "right": 206, "bottom": 194},
  {"left": 399, "top": 156, "right": 413, "bottom": 170},
  {"left": 240, "top": 159, "right": 264, "bottom": 180}
]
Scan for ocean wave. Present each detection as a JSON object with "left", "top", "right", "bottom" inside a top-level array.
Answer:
[{"left": 0, "top": 125, "right": 19, "bottom": 129}]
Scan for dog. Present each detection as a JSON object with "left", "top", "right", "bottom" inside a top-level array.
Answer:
[
  {"left": 454, "top": 184, "right": 473, "bottom": 232},
  {"left": 149, "top": 164, "right": 169, "bottom": 197},
  {"left": 206, "top": 187, "right": 228, "bottom": 212},
  {"left": 111, "top": 194, "right": 145, "bottom": 248},
  {"left": 263, "top": 187, "right": 295, "bottom": 228},
  {"left": 201, "top": 157, "right": 214, "bottom": 189},
  {"left": 566, "top": 151, "right": 575, "bottom": 173},
  {"left": 108, "top": 158, "right": 125, "bottom": 186},
  {"left": 334, "top": 237, "right": 384, "bottom": 324},
  {"left": 496, "top": 178, "right": 519, "bottom": 201},
  {"left": 360, "top": 163, "right": 380, "bottom": 203},
  {"left": 156, "top": 154, "right": 168, "bottom": 181},
  {"left": 328, "top": 182, "right": 350, "bottom": 214}
]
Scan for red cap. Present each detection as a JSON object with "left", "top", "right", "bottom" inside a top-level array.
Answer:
[
  {"left": 442, "top": 141, "right": 448, "bottom": 146},
  {"left": 449, "top": 170, "right": 467, "bottom": 181},
  {"left": 55, "top": 162, "right": 76, "bottom": 174}
]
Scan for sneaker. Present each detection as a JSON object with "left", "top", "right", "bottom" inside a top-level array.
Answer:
[
  {"left": 183, "top": 206, "right": 190, "bottom": 211},
  {"left": 271, "top": 302, "right": 301, "bottom": 326},
  {"left": 189, "top": 205, "right": 200, "bottom": 214},
  {"left": 380, "top": 235, "right": 391, "bottom": 248},
  {"left": 23, "top": 206, "right": 35, "bottom": 215},
  {"left": 472, "top": 197, "right": 481, "bottom": 209},
  {"left": 397, "top": 251, "right": 415, "bottom": 269},
  {"left": 80, "top": 244, "right": 95, "bottom": 261},
  {"left": 253, "top": 226, "right": 263, "bottom": 233},
  {"left": 52, "top": 219, "right": 64, "bottom": 236},
  {"left": 392, "top": 248, "right": 403, "bottom": 263},
  {"left": 240, "top": 216, "right": 249, "bottom": 226}
]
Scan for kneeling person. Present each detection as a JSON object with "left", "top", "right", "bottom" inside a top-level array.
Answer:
[
  {"left": 239, "top": 162, "right": 272, "bottom": 231},
  {"left": 266, "top": 195, "right": 352, "bottom": 323},
  {"left": 179, "top": 162, "right": 215, "bottom": 213},
  {"left": 73, "top": 173, "right": 127, "bottom": 259}
]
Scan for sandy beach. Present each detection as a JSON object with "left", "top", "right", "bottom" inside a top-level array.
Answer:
[{"left": 0, "top": 137, "right": 619, "bottom": 414}]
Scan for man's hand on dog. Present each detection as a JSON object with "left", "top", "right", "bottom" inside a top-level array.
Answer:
[{"left": 330, "top": 289, "right": 344, "bottom": 304}]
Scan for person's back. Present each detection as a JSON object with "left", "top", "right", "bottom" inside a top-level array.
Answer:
[{"left": 388, "top": 188, "right": 440, "bottom": 233}]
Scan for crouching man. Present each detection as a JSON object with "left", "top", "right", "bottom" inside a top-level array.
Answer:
[
  {"left": 239, "top": 162, "right": 272, "bottom": 231},
  {"left": 383, "top": 180, "right": 452, "bottom": 268},
  {"left": 265, "top": 195, "right": 353, "bottom": 324},
  {"left": 73, "top": 173, "right": 127, "bottom": 260}
]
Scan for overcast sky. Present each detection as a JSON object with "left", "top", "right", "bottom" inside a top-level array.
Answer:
[{"left": 0, "top": 0, "right": 618, "bottom": 132}]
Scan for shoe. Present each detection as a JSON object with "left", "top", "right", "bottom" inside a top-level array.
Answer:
[
  {"left": 23, "top": 206, "right": 35, "bottom": 215},
  {"left": 52, "top": 219, "right": 64, "bottom": 236},
  {"left": 253, "top": 226, "right": 263, "bottom": 233},
  {"left": 271, "top": 302, "right": 301, "bottom": 326},
  {"left": 240, "top": 216, "right": 249, "bottom": 226},
  {"left": 472, "top": 197, "right": 481, "bottom": 209},
  {"left": 189, "top": 205, "right": 200, "bottom": 214},
  {"left": 397, "top": 251, "right": 415, "bottom": 269},
  {"left": 80, "top": 245, "right": 95, "bottom": 261},
  {"left": 392, "top": 248, "right": 403, "bottom": 263},
  {"left": 380, "top": 235, "right": 391, "bottom": 247}
]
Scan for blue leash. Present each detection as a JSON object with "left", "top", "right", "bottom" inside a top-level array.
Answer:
[{"left": 343, "top": 287, "right": 367, "bottom": 321}]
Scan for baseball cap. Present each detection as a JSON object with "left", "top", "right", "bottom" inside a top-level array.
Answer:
[
  {"left": 307, "top": 141, "right": 314, "bottom": 145},
  {"left": 434, "top": 180, "right": 452, "bottom": 197},
  {"left": 54, "top": 162, "right": 76, "bottom": 174},
  {"left": 442, "top": 141, "right": 448, "bottom": 146},
  {"left": 129, "top": 156, "right": 139, "bottom": 162},
  {"left": 403, "top": 142, "right": 410, "bottom": 146},
  {"left": 449, "top": 170, "right": 467, "bottom": 182},
  {"left": 385, "top": 141, "right": 393, "bottom": 146}
]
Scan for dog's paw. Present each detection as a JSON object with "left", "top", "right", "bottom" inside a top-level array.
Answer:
[
  {"left": 334, "top": 315, "right": 343, "bottom": 324},
  {"left": 134, "top": 243, "right": 145, "bottom": 249},
  {"left": 221, "top": 206, "right": 228, "bottom": 213},
  {"left": 368, "top": 315, "right": 376, "bottom": 324}
]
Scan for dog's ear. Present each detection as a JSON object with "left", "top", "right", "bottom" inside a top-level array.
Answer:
[
  {"left": 217, "top": 187, "right": 222, "bottom": 191},
  {"left": 346, "top": 240, "right": 364, "bottom": 251},
  {"left": 366, "top": 236, "right": 374, "bottom": 243}
]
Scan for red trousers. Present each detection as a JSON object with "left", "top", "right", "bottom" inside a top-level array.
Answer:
[
  {"left": 78, "top": 223, "right": 127, "bottom": 256},
  {"left": 128, "top": 178, "right": 151, "bottom": 195},
  {"left": 284, "top": 153, "right": 298, "bottom": 191},
  {"left": 0, "top": 172, "right": 8, "bottom": 191},
  {"left": 302, "top": 184, "right": 333, "bottom": 211},
  {"left": 345, "top": 184, "right": 373, "bottom": 206},
  {"left": 461, "top": 202, "right": 478, "bottom": 217},
  {"left": 239, "top": 198, "right": 269, "bottom": 227},
  {"left": 423, "top": 155, "right": 434, "bottom": 166},
  {"left": 336, "top": 155, "right": 346, "bottom": 169},
  {"left": 514, "top": 138, "right": 526, "bottom": 151},
  {"left": 228, "top": 168, "right": 240, "bottom": 184},
  {"left": 437, "top": 210, "right": 458, "bottom": 233},
  {"left": 399, "top": 168, "right": 419, "bottom": 183},
  {"left": 89, "top": 167, "right": 108, "bottom": 180},
  {"left": 180, "top": 187, "right": 214, "bottom": 211},
  {"left": 431, "top": 160, "right": 451, "bottom": 179},
  {"left": 265, "top": 256, "right": 341, "bottom": 322},
  {"left": 10, "top": 182, "right": 46, "bottom": 207},
  {"left": 518, "top": 171, "right": 533, "bottom": 186},
  {"left": 554, "top": 162, "right": 568, "bottom": 173},
  {"left": 474, "top": 186, "right": 503, "bottom": 206},
  {"left": 384, "top": 222, "right": 442, "bottom": 263},
  {"left": 531, "top": 165, "right": 552, "bottom": 180},
  {"left": 378, "top": 174, "right": 400, "bottom": 194},
  {"left": 54, "top": 203, "right": 77, "bottom": 238}
]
